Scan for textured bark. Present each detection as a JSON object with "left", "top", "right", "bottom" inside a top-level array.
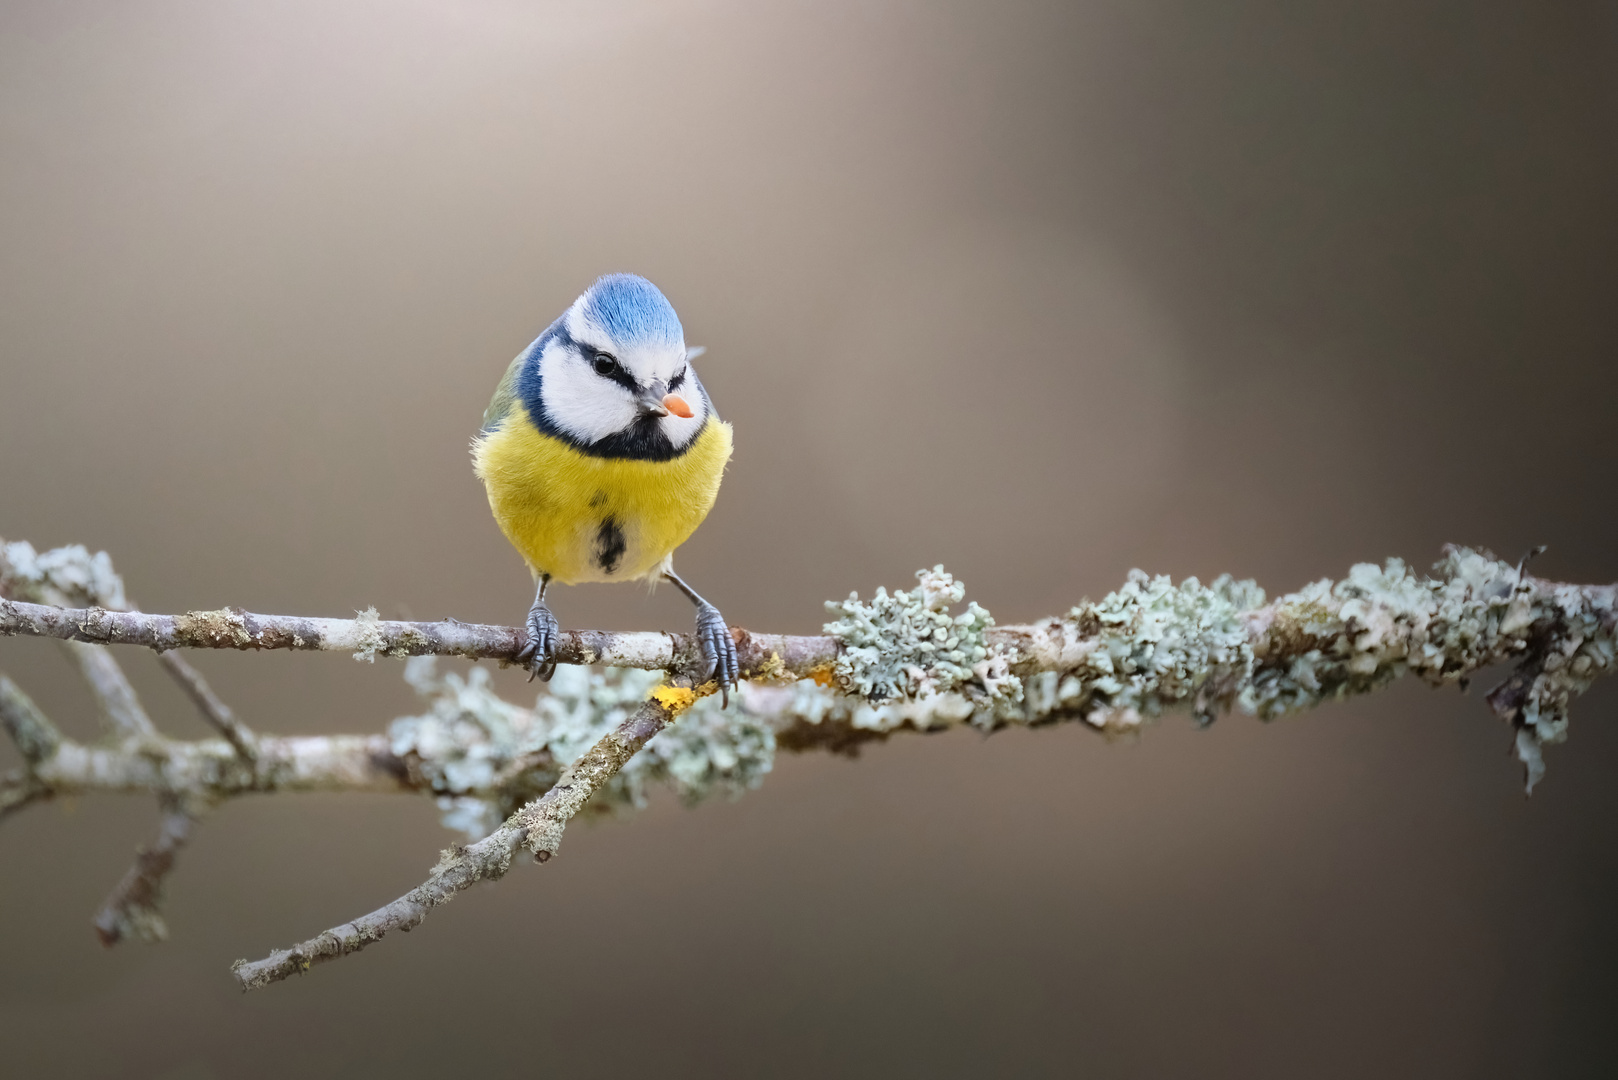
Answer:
[
  {"left": 231, "top": 695, "right": 678, "bottom": 991},
  {"left": 4, "top": 539, "right": 1616, "bottom": 989},
  {"left": 28, "top": 733, "right": 417, "bottom": 797},
  {"left": 157, "top": 652, "right": 257, "bottom": 760},
  {"left": 92, "top": 806, "right": 195, "bottom": 945},
  {"left": 0, "top": 598, "right": 839, "bottom": 680},
  {"left": 65, "top": 641, "right": 156, "bottom": 737},
  {"left": 0, "top": 676, "right": 61, "bottom": 763}
]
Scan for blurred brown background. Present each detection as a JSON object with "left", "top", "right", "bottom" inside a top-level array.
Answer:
[{"left": 2, "top": 1, "right": 1616, "bottom": 1076}]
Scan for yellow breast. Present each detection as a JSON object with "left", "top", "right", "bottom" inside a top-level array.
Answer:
[{"left": 473, "top": 403, "right": 733, "bottom": 585}]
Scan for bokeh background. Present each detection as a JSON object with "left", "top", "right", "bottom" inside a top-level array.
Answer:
[{"left": 2, "top": 1, "right": 1616, "bottom": 1076}]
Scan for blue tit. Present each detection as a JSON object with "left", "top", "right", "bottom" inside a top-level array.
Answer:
[{"left": 473, "top": 273, "right": 738, "bottom": 702}]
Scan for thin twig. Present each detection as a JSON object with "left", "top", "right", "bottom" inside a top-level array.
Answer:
[
  {"left": 64, "top": 642, "right": 155, "bottom": 737},
  {"left": 231, "top": 691, "right": 682, "bottom": 991},
  {"left": 0, "top": 598, "right": 840, "bottom": 679},
  {"left": 92, "top": 802, "right": 196, "bottom": 945},
  {"left": 0, "top": 770, "right": 47, "bottom": 820},
  {"left": 157, "top": 653, "right": 256, "bottom": 760},
  {"left": 0, "top": 679, "right": 60, "bottom": 822},
  {"left": 0, "top": 675, "right": 63, "bottom": 764}
]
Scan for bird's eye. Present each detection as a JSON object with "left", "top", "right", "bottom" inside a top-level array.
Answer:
[
  {"left": 669, "top": 366, "right": 687, "bottom": 389},
  {"left": 592, "top": 354, "right": 617, "bottom": 377}
]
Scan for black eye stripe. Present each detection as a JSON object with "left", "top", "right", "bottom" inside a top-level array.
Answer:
[
  {"left": 668, "top": 366, "right": 687, "bottom": 390},
  {"left": 585, "top": 347, "right": 639, "bottom": 392}
]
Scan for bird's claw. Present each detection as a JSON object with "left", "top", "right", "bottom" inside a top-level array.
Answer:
[
  {"left": 519, "top": 601, "right": 560, "bottom": 682},
  {"left": 694, "top": 600, "right": 739, "bottom": 708}
]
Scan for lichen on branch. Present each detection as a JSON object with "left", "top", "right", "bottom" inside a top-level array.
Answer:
[
  {"left": 0, "top": 539, "right": 129, "bottom": 611},
  {"left": 800, "top": 547, "right": 1616, "bottom": 793},
  {"left": 390, "top": 658, "right": 774, "bottom": 838},
  {"left": 3, "top": 535, "right": 1616, "bottom": 989}
]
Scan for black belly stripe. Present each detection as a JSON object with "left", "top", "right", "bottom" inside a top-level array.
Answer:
[{"left": 595, "top": 517, "right": 626, "bottom": 574}]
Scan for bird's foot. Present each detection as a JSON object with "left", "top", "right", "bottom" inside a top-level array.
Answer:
[
  {"left": 516, "top": 599, "right": 560, "bottom": 682},
  {"left": 694, "top": 600, "right": 739, "bottom": 708}
]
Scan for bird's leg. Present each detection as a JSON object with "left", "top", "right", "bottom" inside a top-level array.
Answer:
[
  {"left": 663, "top": 569, "right": 739, "bottom": 708},
  {"left": 515, "top": 575, "right": 559, "bottom": 682}
]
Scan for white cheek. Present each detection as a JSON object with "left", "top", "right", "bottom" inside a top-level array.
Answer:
[
  {"left": 538, "top": 345, "right": 636, "bottom": 443},
  {"left": 658, "top": 391, "right": 708, "bottom": 448}
]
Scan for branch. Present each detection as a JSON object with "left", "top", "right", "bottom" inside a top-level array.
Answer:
[
  {"left": 64, "top": 641, "right": 155, "bottom": 738},
  {"left": 0, "top": 770, "right": 48, "bottom": 821},
  {"left": 0, "top": 539, "right": 154, "bottom": 740},
  {"left": 0, "top": 675, "right": 56, "bottom": 823},
  {"left": 25, "top": 732, "right": 417, "bottom": 797},
  {"left": 0, "top": 675, "right": 62, "bottom": 764},
  {"left": 2, "top": 539, "right": 270, "bottom": 942},
  {"left": 7, "top": 546, "right": 1617, "bottom": 795},
  {"left": 231, "top": 691, "right": 681, "bottom": 991},
  {"left": 0, "top": 598, "right": 839, "bottom": 679},
  {"left": 2, "top": 660, "right": 415, "bottom": 806},
  {"left": 156, "top": 652, "right": 257, "bottom": 760},
  {"left": 92, "top": 802, "right": 196, "bottom": 945},
  {"left": 4, "top": 538, "right": 1616, "bottom": 989}
]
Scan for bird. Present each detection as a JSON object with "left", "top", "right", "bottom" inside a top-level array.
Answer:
[{"left": 472, "top": 273, "right": 739, "bottom": 703}]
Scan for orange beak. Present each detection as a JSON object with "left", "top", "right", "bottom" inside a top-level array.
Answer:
[{"left": 663, "top": 393, "right": 693, "bottom": 419}]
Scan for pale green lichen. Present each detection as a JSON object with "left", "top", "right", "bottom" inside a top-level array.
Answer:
[
  {"left": 1239, "top": 553, "right": 1507, "bottom": 719},
  {"left": 776, "top": 569, "right": 1262, "bottom": 738},
  {"left": 0, "top": 539, "right": 128, "bottom": 608},
  {"left": 790, "top": 550, "right": 1616, "bottom": 790},
  {"left": 389, "top": 659, "right": 775, "bottom": 838},
  {"left": 1510, "top": 578, "right": 1617, "bottom": 791},
  {"left": 6, "top": 538, "right": 1612, "bottom": 807},
  {"left": 744, "top": 674, "right": 996, "bottom": 737},
  {"left": 1059, "top": 570, "right": 1264, "bottom": 733},
  {"left": 351, "top": 606, "right": 386, "bottom": 663},
  {"left": 1239, "top": 548, "right": 1616, "bottom": 791},
  {"left": 811, "top": 566, "right": 1265, "bottom": 737},
  {"left": 824, "top": 566, "right": 1022, "bottom": 729}
]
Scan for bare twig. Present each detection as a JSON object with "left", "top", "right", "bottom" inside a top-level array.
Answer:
[
  {"left": 23, "top": 733, "right": 417, "bottom": 798},
  {"left": 231, "top": 691, "right": 682, "bottom": 991},
  {"left": 0, "top": 675, "right": 63, "bottom": 764},
  {"left": 0, "top": 540, "right": 264, "bottom": 940},
  {"left": 0, "top": 770, "right": 47, "bottom": 820},
  {"left": 92, "top": 802, "right": 196, "bottom": 945},
  {"left": 156, "top": 653, "right": 256, "bottom": 760},
  {"left": 0, "top": 598, "right": 839, "bottom": 679},
  {"left": 1, "top": 666, "right": 416, "bottom": 806},
  {"left": 64, "top": 642, "right": 155, "bottom": 738},
  {"left": 2, "top": 663, "right": 418, "bottom": 942},
  {"left": 0, "top": 678, "right": 58, "bottom": 821}
]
